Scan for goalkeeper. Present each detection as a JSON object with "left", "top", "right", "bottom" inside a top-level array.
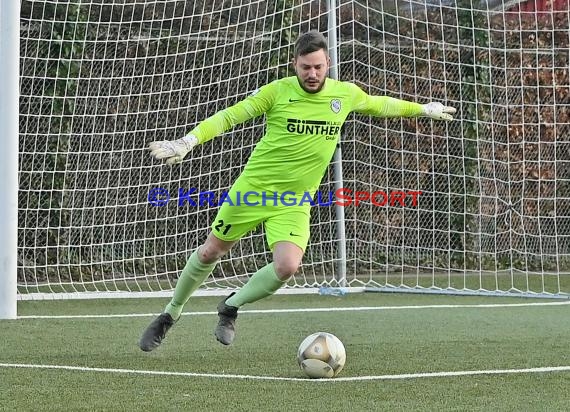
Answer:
[{"left": 139, "top": 30, "right": 455, "bottom": 350}]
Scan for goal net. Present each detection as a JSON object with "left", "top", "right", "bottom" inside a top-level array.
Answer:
[{"left": 17, "top": 0, "right": 570, "bottom": 299}]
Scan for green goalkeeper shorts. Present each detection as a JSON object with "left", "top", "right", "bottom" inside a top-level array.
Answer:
[{"left": 210, "top": 176, "right": 311, "bottom": 251}]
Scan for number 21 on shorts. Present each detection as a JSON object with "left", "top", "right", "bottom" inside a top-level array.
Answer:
[{"left": 214, "top": 219, "right": 232, "bottom": 236}]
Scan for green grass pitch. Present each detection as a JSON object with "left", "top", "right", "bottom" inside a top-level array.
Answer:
[{"left": 1, "top": 293, "right": 569, "bottom": 411}]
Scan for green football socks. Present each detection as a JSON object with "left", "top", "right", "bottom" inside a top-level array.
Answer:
[
  {"left": 225, "top": 262, "right": 285, "bottom": 307},
  {"left": 165, "top": 250, "right": 217, "bottom": 320}
]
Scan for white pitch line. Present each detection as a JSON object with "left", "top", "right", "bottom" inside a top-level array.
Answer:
[
  {"left": 0, "top": 362, "right": 569, "bottom": 382},
  {"left": 17, "top": 300, "right": 570, "bottom": 319}
]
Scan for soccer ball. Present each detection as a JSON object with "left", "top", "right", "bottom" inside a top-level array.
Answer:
[{"left": 297, "top": 332, "right": 346, "bottom": 379}]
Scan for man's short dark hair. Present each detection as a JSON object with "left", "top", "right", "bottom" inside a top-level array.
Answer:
[{"left": 294, "top": 30, "right": 328, "bottom": 57}]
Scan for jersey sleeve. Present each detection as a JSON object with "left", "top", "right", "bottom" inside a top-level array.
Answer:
[
  {"left": 188, "top": 81, "right": 278, "bottom": 144},
  {"left": 348, "top": 83, "right": 424, "bottom": 118}
]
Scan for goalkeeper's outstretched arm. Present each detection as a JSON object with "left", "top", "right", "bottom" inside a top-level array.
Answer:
[
  {"left": 148, "top": 85, "right": 275, "bottom": 165},
  {"left": 350, "top": 84, "right": 456, "bottom": 121}
]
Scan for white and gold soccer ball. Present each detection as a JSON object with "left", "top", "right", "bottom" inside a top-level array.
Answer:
[{"left": 297, "top": 332, "right": 346, "bottom": 379}]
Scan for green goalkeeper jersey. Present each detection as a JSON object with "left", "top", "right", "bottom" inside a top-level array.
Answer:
[{"left": 188, "top": 76, "right": 424, "bottom": 196}]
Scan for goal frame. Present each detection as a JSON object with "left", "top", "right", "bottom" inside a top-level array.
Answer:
[
  {"left": 0, "top": 1, "right": 19, "bottom": 319},
  {"left": 7, "top": 1, "right": 570, "bottom": 313}
]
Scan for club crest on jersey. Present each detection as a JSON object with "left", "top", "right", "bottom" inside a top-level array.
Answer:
[{"left": 330, "top": 99, "right": 341, "bottom": 114}]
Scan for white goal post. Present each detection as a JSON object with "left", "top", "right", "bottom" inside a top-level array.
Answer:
[
  {"left": 0, "top": 1, "right": 20, "bottom": 318},
  {"left": 8, "top": 0, "right": 570, "bottom": 308}
]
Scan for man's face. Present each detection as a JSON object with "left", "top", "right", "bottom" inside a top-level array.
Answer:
[{"left": 293, "top": 49, "right": 330, "bottom": 93}]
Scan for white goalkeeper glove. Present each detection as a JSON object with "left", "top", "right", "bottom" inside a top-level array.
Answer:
[
  {"left": 148, "top": 134, "right": 198, "bottom": 165},
  {"left": 421, "top": 102, "right": 457, "bottom": 121}
]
